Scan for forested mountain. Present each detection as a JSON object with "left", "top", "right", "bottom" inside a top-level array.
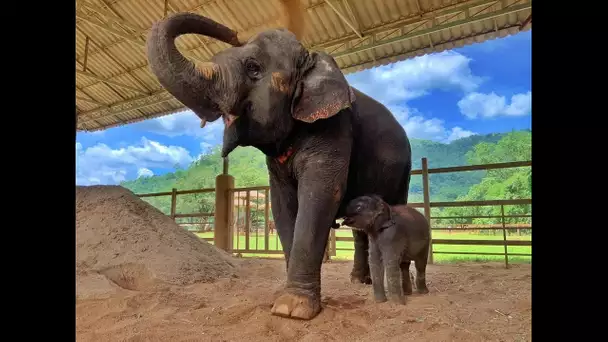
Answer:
[{"left": 121, "top": 129, "right": 531, "bottom": 222}]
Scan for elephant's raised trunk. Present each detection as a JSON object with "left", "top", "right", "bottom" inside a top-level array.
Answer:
[{"left": 146, "top": 13, "right": 240, "bottom": 123}]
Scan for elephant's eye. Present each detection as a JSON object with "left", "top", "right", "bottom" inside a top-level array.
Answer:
[{"left": 245, "top": 59, "right": 262, "bottom": 80}]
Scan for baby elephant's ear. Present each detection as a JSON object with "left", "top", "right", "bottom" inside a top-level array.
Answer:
[{"left": 291, "top": 51, "right": 356, "bottom": 123}]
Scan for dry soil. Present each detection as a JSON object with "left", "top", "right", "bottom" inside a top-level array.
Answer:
[{"left": 76, "top": 186, "right": 531, "bottom": 342}]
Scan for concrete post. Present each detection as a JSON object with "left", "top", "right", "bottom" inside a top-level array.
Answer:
[{"left": 214, "top": 173, "right": 235, "bottom": 252}]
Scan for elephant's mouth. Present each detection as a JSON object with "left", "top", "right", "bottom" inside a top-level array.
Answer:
[
  {"left": 342, "top": 217, "right": 355, "bottom": 226},
  {"left": 220, "top": 102, "right": 253, "bottom": 157},
  {"left": 222, "top": 113, "right": 238, "bottom": 127}
]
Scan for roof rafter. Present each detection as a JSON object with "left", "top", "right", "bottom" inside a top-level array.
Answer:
[
  {"left": 324, "top": 0, "right": 363, "bottom": 38},
  {"left": 76, "top": 69, "right": 150, "bottom": 95},
  {"left": 332, "top": 1, "right": 531, "bottom": 59}
]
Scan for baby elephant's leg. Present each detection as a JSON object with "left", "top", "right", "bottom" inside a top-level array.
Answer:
[
  {"left": 368, "top": 244, "right": 386, "bottom": 302},
  {"left": 400, "top": 259, "right": 413, "bottom": 295},
  {"left": 384, "top": 255, "right": 405, "bottom": 305},
  {"left": 414, "top": 254, "right": 429, "bottom": 294}
]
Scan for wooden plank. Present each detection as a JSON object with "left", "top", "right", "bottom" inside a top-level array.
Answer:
[
  {"left": 434, "top": 224, "right": 532, "bottom": 228},
  {"left": 430, "top": 199, "right": 531, "bottom": 207},
  {"left": 429, "top": 160, "right": 531, "bottom": 174},
  {"left": 432, "top": 214, "right": 531, "bottom": 219},
  {"left": 433, "top": 251, "right": 531, "bottom": 256},
  {"left": 136, "top": 188, "right": 214, "bottom": 197},
  {"left": 175, "top": 188, "right": 215, "bottom": 195},
  {"left": 432, "top": 226, "right": 531, "bottom": 231},
  {"left": 334, "top": 250, "right": 532, "bottom": 257},
  {"left": 173, "top": 212, "right": 214, "bottom": 218},
  {"left": 233, "top": 186, "right": 272, "bottom": 191},
  {"left": 336, "top": 237, "right": 531, "bottom": 246},
  {"left": 410, "top": 160, "right": 531, "bottom": 175},
  {"left": 432, "top": 239, "right": 532, "bottom": 246},
  {"left": 335, "top": 236, "right": 355, "bottom": 242},
  {"left": 138, "top": 191, "right": 173, "bottom": 197},
  {"left": 232, "top": 249, "right": 284, "bottom": 254}
]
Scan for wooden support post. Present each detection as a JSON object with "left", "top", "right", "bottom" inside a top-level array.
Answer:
[
  {"left": 421, "top": 158, "right": 434, "bottom": 264},
  {"left": 214, "top": 174, "right": 234, "bottom": 252},
  {"left": 170, "top": 188, "right": 177, "bottom": 220},
  {"left": 501, "top": 205, "right": 509, "bottom": 269},
  {"left": 264, "top": 188, "right": 270, "bottom": 251}
]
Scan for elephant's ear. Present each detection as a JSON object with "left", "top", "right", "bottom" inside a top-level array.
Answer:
[{"left": 291, "top": 51, "right": 355, "bottom": 123}]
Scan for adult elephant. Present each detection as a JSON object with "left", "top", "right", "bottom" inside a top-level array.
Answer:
[{"left": 146, "top": 12, "right": 412, "bottom": 320}]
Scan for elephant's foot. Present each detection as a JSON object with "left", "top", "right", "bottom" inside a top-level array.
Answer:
[
  {"left": 416, "top": 286, "right": 429, "bottom": 294},
  {"left": 270, "top": 291, "right": 321, "bottom": 320},
  {"left": 350, "top": 274, "right": 372, "bottom": 285},
  {"left": 416, "top": 279, "right": 429, "bottom": 294}
]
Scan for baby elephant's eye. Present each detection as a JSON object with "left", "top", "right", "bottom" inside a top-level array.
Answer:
[
  {"left": 355, "top": 205, "right": 363, "bottom": 212},
  {"left": 245, "top": 59, "right": 262, "bottom": 80}
]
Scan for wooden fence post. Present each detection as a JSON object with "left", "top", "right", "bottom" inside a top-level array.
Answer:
[
  {"left": 214, "top": 170, "right": 235, "bottom": 253},
  {"left": 331, "top": 228, "right": 337, "bottom": 257},
  {"left": 323, "top": 230, "right": 333, "bottom": 263},
  {"left": 264, "top": 188, "right": 270, "bottom": 251},
  {"left": 245, "top": 191, "right": 251, "bottom": 251},
  {"left": 501, "top": 205, "right": 509, "bottom": 269},
  {"left": 170, "top": 188, "right": 177, "bottom": 220},
  {"left": 421, "top": 158, "right": 433, "bottom": 264}
]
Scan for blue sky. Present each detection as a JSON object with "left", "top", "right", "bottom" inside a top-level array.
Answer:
[{"left": 76, "top": 30, "right": 531, "bottom": 186}]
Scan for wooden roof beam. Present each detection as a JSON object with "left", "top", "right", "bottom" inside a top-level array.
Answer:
[
  {"left": 76, "top": 69, "right": 149, "bottom": 95},
  {"left": 324, "top": 0, "right": 363, "bottom": 38}
]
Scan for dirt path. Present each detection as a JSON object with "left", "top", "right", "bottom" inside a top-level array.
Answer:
[{"left": 76, "top": 259, "right": 531, "bottom": 342}]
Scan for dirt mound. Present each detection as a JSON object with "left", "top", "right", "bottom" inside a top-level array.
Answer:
[{"left": 76, "top": 185, "right": 236, "bottom": 299}]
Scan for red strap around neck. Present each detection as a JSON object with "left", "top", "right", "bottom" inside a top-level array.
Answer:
[{"left": 277, "top": 146, "right": 295, "bottom": 164}]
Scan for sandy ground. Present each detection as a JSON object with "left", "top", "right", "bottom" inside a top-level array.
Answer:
[{"left": 76, "top": 259, "right": 531, "bottom": 342}]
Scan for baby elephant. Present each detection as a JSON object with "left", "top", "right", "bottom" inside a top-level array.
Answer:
[{"left": 342, "top": 195, "right": 430, "bottom": 304}]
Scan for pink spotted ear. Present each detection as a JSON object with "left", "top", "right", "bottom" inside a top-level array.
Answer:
[{"left": 292, "top": 52, "right": 356, "bottom": 123}]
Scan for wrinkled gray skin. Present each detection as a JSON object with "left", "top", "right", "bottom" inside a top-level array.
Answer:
[
  {"left": 343, "top": 195, "right": 429, "bottom": 304},
  {"left": 146, "top": 13, "right": 411, "bottom": 320}
]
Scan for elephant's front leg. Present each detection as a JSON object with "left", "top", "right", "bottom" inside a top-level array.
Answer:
[
  {"left": 384, "top": 249, "right": 406, "bottom": 305},
  {"left": 271, "top": 162, "right": 349, "bottom": 320},
  {"left": 269, "top": 176, "right": 298, "bottom": 269},
  {"left": 351, "top": 230, "right": 371, "bottom": 284},
  {"left": 368, "top": 242, "right": 386, "bottom": 303}
]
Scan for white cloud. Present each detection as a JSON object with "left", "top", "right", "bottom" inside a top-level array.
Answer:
[
  {"left": 137, "top": 168, "right": 154, "bottom": 178},
  {"left": 345, "top": 51, "right": 482, "bottom": 142},
  {"left": 76, "top": 137, "right": 194, "bottom": 185},
  {"left": 457, "top": 91, "right": 532, "bottom": 119},
  {"left": 346, "top": 51, "right": 484, "bottom": 106},
  {"left": 446, "top": 126, "right": 476, "bottom": 142},
  {"left": 134, "top": 110, "right": 224, "bottom": 144},
  {"left": 389, "top": 105, "right": 477, "bottom": 143}
]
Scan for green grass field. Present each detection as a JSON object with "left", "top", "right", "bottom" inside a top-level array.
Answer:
[{"left": 195, "top": 229, "right": 531, "bottom": 264}]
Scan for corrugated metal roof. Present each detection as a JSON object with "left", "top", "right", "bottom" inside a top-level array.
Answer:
[{"left": 76, "top": 0, "right": 532, "bottom": 132}]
